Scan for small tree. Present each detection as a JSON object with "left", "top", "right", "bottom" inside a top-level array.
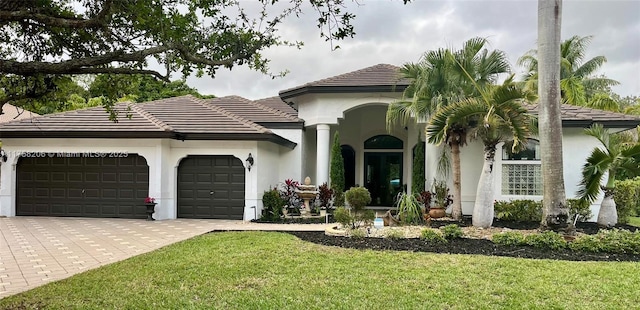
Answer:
[
  {"left": 412, "top": 139, "right": 426, "bottom": 194},
  {"left": 330, "top": 131, "right": 345, "bottom": 206}
]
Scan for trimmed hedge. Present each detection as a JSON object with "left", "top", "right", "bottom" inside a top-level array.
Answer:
[
  {"left": 494, "top": 199, "right": 593, "bottom": 223},
  {"left": 615, "top": 176, "right": 640, "bottom": 224}
]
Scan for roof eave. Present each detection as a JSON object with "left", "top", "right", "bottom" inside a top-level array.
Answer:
[
  {"left": 0, "top": 131, "right": 172, "bottom": 139},
  {"left": 279, "top": 85, "right": 408, "bottom": 100},
  {"left": 562, "top": 120, "right": 640, "bottom": 128},
  {"left": 256, "top": 121, "right": 305, "bottom": 129},
  {"left": 173, "top": 132, "right": 297, "bottom": 149}
]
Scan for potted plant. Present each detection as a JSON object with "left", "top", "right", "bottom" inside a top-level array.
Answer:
[
  {"left": 144, "top": 196, "right": 156, "bottom": 221},
  {"left": 430, "top": 180, "right": 452, "bottom": 218}
]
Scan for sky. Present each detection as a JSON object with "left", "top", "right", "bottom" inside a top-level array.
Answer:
[{"left": 186, "top": 0, "right": 640, "bottom": 100}]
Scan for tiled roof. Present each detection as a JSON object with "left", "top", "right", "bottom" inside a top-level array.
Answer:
[
  {"left": 525, "top": 103, "right": 640, "bottom": 128},
  {"left": 207, "top": 96, "right": 302, "bottom": 126},
  {"left": 0, "top": 96, "right": 296, "bottom": 147},
  {"left": 253, "top": 96, "right": 299, "bottom": 119},
  {"left": 0, "top": 104, "right": 167, "bottom": 136},
  {"left": 0, "top": 104, "right": 39, "bottom": 123},
  {"left": 279, "top": 64, "right": 410, "bottom": 99}
]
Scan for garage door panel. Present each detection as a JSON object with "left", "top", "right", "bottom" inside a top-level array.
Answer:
[
  {"left": 178, "top": 155, "right": 244, "bottom": 219},
  {"left": 16, "top": 155, "right": 149, "bottom": 218}
]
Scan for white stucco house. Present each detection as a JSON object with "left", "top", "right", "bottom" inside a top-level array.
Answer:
[{"left": 0, "top": 64, "right": 638, "bottom": 220}]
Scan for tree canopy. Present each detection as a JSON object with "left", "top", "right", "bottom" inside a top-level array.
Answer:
[{"left": 1, "top": 0, "right": 405, "bottom": 117}]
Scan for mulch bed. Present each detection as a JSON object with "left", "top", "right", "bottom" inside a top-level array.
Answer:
[{"left": 284, "top": 220, "right": 640, "bottom": 262}]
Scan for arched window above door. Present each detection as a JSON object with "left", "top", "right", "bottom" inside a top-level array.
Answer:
[{"left": 364, "top": 135, "right": 403, "bottom": 149}]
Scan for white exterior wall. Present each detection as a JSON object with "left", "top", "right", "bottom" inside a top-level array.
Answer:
[
  {"left": 0, "top": 137, "right": 295, "bottom": 221},
  {"left": 456, "top": 127, "right": 615, "bottom": 219}
]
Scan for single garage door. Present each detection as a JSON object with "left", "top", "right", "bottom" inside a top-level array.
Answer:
[
  {"left": 177, "top": 155, "right": 245, "bottom": 219},
  {"left": 16, "top": 154, "right": 149, "bottom": 218}
]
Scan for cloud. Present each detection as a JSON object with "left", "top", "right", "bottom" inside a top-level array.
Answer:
[{"left": 188, "top": 0, "right": 640, "bottom": 99}]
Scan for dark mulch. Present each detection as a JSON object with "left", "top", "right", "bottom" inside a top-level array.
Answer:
[{"left": 284, "top": 219, "right": 640, "bottom": 262}]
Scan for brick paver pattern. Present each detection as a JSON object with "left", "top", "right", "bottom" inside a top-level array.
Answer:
[{"left": 0, "top": 217, "right": 329, "bottom": 298}]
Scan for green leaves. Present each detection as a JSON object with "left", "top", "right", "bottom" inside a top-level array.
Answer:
[{"left": 578, "top": 124, "right": 640, "bottom": 202}]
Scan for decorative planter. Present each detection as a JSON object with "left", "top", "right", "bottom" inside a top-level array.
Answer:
[
  {"left": 429, "top": 207, "right": 446, "bottom": 219},
  {"left": 145, "top": 203, "right": 156, "bottom": 221},
  {"left": 282, "top": 207, "right": 289, "bottom": 217},
  {"left": 320, "top": 209, "right": 327, "bottom": 217}
]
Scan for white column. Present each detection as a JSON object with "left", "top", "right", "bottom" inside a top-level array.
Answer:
[{"left": 316, "top": 124, "right": 331, "bottom": 185}]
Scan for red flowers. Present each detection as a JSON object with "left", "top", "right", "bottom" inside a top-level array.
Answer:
[{"left": 144, "top": 197, "right": 156, "bottom": 204}]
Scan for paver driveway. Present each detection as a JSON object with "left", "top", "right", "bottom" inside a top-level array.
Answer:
[{"left": 0, "top": 217, "right": 329, "bottom": 298}]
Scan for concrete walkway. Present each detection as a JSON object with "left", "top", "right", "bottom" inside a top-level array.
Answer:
[{"left": 0, "top": 217, "right": 330, "bottom": 298}]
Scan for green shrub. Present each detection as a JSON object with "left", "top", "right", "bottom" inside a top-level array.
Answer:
[
  {"left": 441, "top": 224, "right": 463, "bottom": 240},
  {"left": 345, "top": 187, "right": 371, "bottom": 212},
  {"left": 594, "top": 229, "right": 640, "bottom": 254},
  {"left": 261, "top": 188, "right": 284, "bottom": 221},
  {"left": 334, "top": 206, "right": 374, "bottom": 229},
  {"left": 349, "top": 228, "right": 366, "bottom": 239},
  {"left": 384, "top": 229, "right": 405, "bottom": 240},
  {"left": 567, "top": 199, "right": 593, "bottom": 223},
  {"left": 334, "top": 207, "right": 353, "bottom": 228},
  {"left": 568, "top": 235, "right": 603, "bottom": 253},
  {"left": 330, "top": 132, "right": 345, "bottom": 195},
  {"left": 420, "top": 229, "right": 446, "bottom": 243},
  {"left": 569, "top": 229, "right": 640, "bottom": 254},
  {"left": 412, "top": 141, "right": 425, "bottom": 194},
  {"left": 492, "top": 231, "right": 526, "bottom": 246},
  {"left": 614, "top": 177, "right": 640, "bottom": 224},
  {"left": 524, "top": 231, "right": 567, "bottom": 250},
  {"left": 494, "top": 200, "right": 543, "bottom": 222}
]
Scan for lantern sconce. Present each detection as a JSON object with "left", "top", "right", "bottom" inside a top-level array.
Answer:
[
  {"left": 0, "top": 149, "right": 6, "bottom": 162},
  {"left": 245, "top": 153, "right": 254, "bottom": 171}
]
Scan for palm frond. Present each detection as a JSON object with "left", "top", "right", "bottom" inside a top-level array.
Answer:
[
  {"left": 574, "top": 56, "right": 608, "bottom": 79},
  {"left": 560, "top": 77, "right": 587, "bottom": 106},
  {"left": 577, "top": 147, "right": 612, "bottom": 202}
]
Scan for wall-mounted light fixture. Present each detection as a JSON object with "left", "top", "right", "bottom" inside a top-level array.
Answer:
[
  {"left": 0, "top": 149, "right": 7, "bottom": 162},
  {"left": 245, "top": 153, "right": 254, "bottom": 171}
]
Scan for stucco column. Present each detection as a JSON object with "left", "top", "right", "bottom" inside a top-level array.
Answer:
[{"left": 316, "top": 124, "right": 331, "bottom": 185}]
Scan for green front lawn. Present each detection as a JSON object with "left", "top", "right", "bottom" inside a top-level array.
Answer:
[
  {"left": 1, "top": 231, "right": 638, "bottom": 309},
  {"left": 629, "top": 217, "right": 640, "bottom": 227}
]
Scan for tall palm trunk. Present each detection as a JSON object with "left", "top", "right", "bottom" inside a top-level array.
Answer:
[
  {"left": 450, "top": 142, "right": 463, "bottom": 220},
  {"left": 473, "top": 145, "right": 496, "bottom": 228},
  {"left": 538, "top": 0, "right": 569, "bottom": 229}
]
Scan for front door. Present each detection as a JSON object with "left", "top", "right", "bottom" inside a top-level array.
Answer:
[{"left": 364, "top": 152, "right": 403, "bottom": 206}]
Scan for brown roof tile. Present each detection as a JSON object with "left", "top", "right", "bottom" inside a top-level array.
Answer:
[
  {"left": 0, "top": 96, "right": 296, "bottom": 147},
  {"left": 0, "top": 103, "right": 167, "bottom": 136},
  {"left": 525, "top": 103, "right": 640, "bottom": 127},
  {"left": 253, "top": 96, "right": 299, "bottom": 119},
  {"left": 279, "top": 64, "right": 409, "bottom": 99},
  {"left": 206, "top": 96, "right": 302, "bottom": 124}
]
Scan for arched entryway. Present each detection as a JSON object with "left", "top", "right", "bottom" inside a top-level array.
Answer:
[{"left": 364, "top": 135, "right": 403, "bottom": 206}]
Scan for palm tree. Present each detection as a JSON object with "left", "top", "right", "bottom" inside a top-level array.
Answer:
[
  {"left": 427, "top": 77, "right": 535, "bottom": 227},
  {"left": 386, "top": 37, "right": 510, "bottom": 220},
  {"left": 577, "top": 124, "right": 640, "bottom": 227},
  {"left": 537, "top": 0, "right": 569, "bottom": 229},
  {"left": 518, "top": 35, "right": 619, "bottom": 106}
]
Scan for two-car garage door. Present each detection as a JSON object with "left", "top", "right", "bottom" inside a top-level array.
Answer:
[
  {"left": 16, "top": 154, "right": 246, "bottom": 220},
  {"left": 16, "top": 154, "right": 150, "bottom": 218}
]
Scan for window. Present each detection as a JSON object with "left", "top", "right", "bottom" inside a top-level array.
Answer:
[
  {"left": 364, "top": 135, "right": 403, "bottom": 149},
  {"left": 501, "top": 140, "right": 542, "bottom": 195}
]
